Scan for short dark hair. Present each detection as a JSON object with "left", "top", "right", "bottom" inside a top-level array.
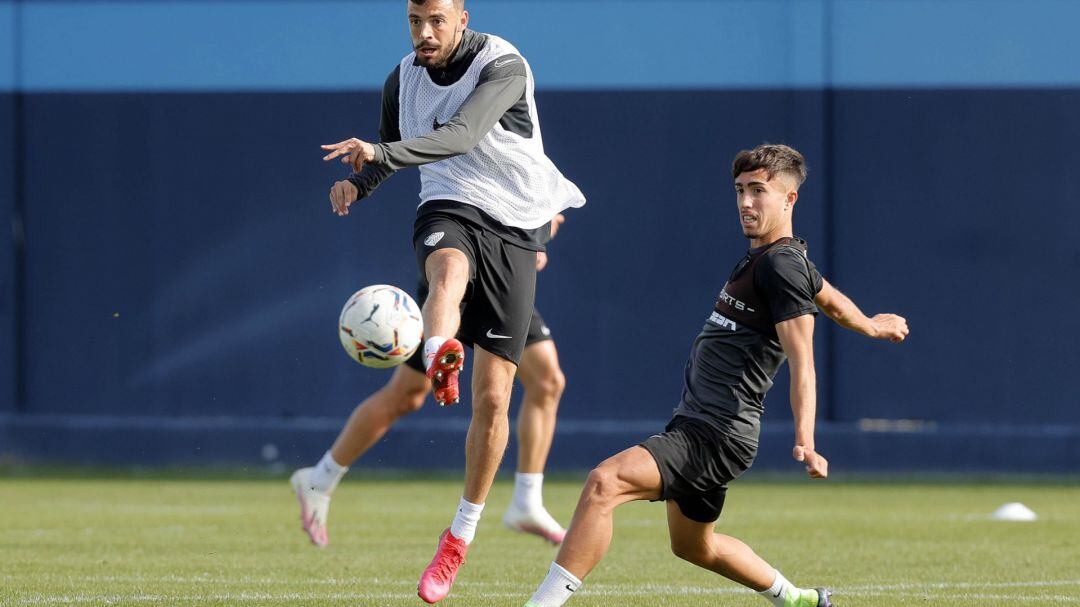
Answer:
[
  {"left": 731, "top": 144, "right": 807, "bottom": 187},
  {"left": 409, "top": 0, "right": 465, "bottom": 8}
]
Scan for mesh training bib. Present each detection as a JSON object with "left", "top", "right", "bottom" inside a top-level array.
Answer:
[{"left": 398, "top": 34, "right": 585, "bottom": 229}]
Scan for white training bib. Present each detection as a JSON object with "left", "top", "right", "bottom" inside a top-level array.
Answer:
[{"left": 397, "top": 34, "right": 585, "bottom": 230}]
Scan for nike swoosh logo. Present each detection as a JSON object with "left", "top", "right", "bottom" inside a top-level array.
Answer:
[
  {"left": 493, "top": 58, "right": 519, "bottom": 68},
  {"left": 565, "top": 584, "right": 576, "bottom": 593},
  {"left": 486, "top": 329, "right": 513, "bottom": 339}
]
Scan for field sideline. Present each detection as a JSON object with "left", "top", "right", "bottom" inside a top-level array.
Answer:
[{"left": 1, "top": 473, "right": 1078, "bottom": 606}]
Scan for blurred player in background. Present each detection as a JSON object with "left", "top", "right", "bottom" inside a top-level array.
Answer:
[
  {"left": 521, "top": 144, "right": 909, "bottom": 607},
  {"left": 291, "top": 216, "right": 570, "bottom": 549},
  {"left": 317, "top": 0, "right": 584, "bottom": 602}
]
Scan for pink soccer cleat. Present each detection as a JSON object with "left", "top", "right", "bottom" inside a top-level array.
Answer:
[
  {"left": 417, "top": 528, "right": 469, "bottom": 603},
  {"left": 426, "top": 339, "right": 465, "bottom": 406}
]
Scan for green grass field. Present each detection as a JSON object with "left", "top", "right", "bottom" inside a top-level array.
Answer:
[{"left": 1, "top": 473, "right": 1078, "bottom": 606}]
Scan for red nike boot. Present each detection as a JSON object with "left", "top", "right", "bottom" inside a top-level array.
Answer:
[{"left": 426, "top": 339, "right": 465, "bottom": 406}]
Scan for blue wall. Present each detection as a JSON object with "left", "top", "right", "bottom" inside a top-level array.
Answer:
[{"left": 3, "top": 0, "right": 1080, "bottom": 472}]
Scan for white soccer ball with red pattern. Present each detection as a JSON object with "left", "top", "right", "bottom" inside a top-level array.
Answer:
[{"left": 338, "top": 285, "right": 423, "bottom": 368}]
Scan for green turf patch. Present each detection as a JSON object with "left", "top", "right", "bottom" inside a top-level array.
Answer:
[{"left": 1, "top": 477, "right": 1077, "bottom": 606}]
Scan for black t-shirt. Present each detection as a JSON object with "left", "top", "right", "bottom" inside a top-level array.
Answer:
[{"left": 672, "top": 237, "right": 824, "bottom": 445}]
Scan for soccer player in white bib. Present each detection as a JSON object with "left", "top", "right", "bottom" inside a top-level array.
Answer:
[{"left": 320, "top": 0, "right": 584, "bottom": 603}]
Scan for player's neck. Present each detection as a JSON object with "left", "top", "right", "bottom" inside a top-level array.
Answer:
[{"left": 750, "top": 226, "right": 793, "bottom": 249}]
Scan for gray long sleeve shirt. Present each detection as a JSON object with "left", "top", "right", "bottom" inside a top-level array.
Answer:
[{"left": 347, "top": 29, "right": 531, "bottom": 200}]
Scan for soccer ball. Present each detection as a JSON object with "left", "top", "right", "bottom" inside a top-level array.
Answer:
[{"left": 338, "top": 285, "right": 423, "bottom": 368}]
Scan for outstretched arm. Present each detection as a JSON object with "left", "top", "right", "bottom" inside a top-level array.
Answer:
[
  {"left": 322, "top": 55, "right": 527, "bottom": 173},
  {"left": 815, "top": 279, "right": 909, "bottom": 343},
  {"left": 327, "top": 67, "right": 403, "bottom": 216},
  {"left": 775, "top": 314, "right": 828, "bottom": 479}
]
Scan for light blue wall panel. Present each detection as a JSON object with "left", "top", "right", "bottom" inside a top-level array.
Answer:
[
  {"left": 0, "top": 2, "right": 15, "bottom": 91},
  {"left": 833, "top": 0, "right": 1080, "bottom": 87},
  {"left": 19, "top": 0, "right": 828, "bottom": 91}
]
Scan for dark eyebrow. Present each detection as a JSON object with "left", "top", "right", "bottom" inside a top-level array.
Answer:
[{"left": 735, "top": 181, "right": 768, "bottom": 187}]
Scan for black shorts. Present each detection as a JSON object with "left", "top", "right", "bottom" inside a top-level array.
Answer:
[
  {"left": 404, "top": 286, "right": 553, "bottom": 374},
  {"left": 639, "top": 416, "right": 757, "bottom": 523},
  {"left": 410, "top": 211, "right": 538, "bottom": 365}
]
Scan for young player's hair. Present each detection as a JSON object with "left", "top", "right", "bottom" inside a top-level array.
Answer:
[{"left": 731, "top": 144, "right": 807, "bottom": 187}]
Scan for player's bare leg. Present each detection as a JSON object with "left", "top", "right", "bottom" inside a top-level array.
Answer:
[
  {"left": 329, "top": 365, "right": 430, "bottom": 464},
  {"left": 291, "top": 365, "right": 428, "bottom": 547},
  {"left": 463, "top": 346, "right": 518, "bottom": 504},
  {"left": 522, "top": 446, "right": 660, "bottom": 606},
  {"left": 504, "top": 340, "right": 568, "bottom": 544},
  {"left": 666, "top": 502, "right": 833, "bottom": 607},
  {"left": 422, "top": 249, "right": 469, "bottom": 404},
  {"left": 418, "top": 346, "right": 517, "bottom": 603},
  {"left": 556, "top": 446, "right": 661, "bottom": 577}
]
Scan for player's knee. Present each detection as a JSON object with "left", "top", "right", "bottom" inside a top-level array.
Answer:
[
  {"left": 528, "top": 367, "right": 565, "bottom": 403},
  {"left": 583, "top": 465, "right": 622, "bottom": 505},
  {"left": 471, "top": 387, "right": 512, "bottom": 419},
  {"left": 395, "top": 384, "right": 428, "bottom": 415},
  {"left": 385, "top": 372, "right": 430, "bottom": 415}
]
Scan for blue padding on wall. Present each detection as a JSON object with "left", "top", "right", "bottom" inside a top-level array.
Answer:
[
  {"left": 0, "top": 93, "right": 14, "bottom": 412},
  {"left": 19, "top": 90, "right": 828, "bottom": 426},
  {"left": 13, "top": 0, "right": 1080, "bottom": 91},
  {"left": 830, "top": 89, "right": 1080, "bottom": 425}
]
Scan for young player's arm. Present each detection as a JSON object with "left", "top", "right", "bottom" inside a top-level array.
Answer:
[
  {"left": 775, "top": 315, "right": 828, "bottom": 479},
  {"left": 757, "top": 247, "right": 828, "bottom": 479},
  {"left": 815, "top": 279, "right": 909, "bottom": 343},
  {"left": 323, "top": 55, "right": 527, "bottom": 173},
  {"left": 328, "top": 67, "right": 402, "bottom": 216}
]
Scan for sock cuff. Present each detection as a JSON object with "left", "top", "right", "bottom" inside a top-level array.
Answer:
[
  {"left": 516, "top": 472, "right": 544, "bottom": 484},
  {"left": 322, "top": 451, "right": 348, "bottom": 472},
  {"left": 458, "top": 497, "right": 485, "bottom": 515},
  {"left": 551, "top": 561, "right": 582, "bottom": 588}
]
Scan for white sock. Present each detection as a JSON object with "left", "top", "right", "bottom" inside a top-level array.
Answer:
[
  {"left": 512, "top": 472, "right": 544, "bottom": 512},
  {"left": 527, "top": 561, "right": 582, "bottom": 607},
  {"left": 308, "top": 451, "right": 348, "bottom": 494},
  {"left": 758, "top": 569, "right": 797, "bottom": 607},
  {"left": 449, "top": 497, "right": 484, "bottom": 544},
  {"left": 423, "top": 336, "right": 448, "bottom": 371}
]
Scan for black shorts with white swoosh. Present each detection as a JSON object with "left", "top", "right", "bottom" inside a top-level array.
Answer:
[{"left": 412, "top": 207, "right": 537, "bottom": 365}]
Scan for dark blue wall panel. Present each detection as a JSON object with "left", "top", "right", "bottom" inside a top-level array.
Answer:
[
  {"left": 20, "top": 91, "right": 828, "bottom": 427},
  {"left": 831, "top": 89, "right": 1080, "bottom": 425},
  {"left": 0, "top": 92, "right": 14, "bottom": 413},
  {"left": 8, "top": 88, "right": 1080, "bottom": 469}
]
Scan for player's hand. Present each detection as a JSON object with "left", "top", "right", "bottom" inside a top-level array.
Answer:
[
  {"left": 549, "top": 213, "right": 566, "bottom": 239},
  {"left": 536, "top": 251, "right": 549, "bottom": 271},
  {"left": 793, "top": 445, "right": 828, "bottom": 479},
  {"left": 321, "top": 138, "right": 376, "bottom": 172},
  {"left": 869, "top": 313, "right": 909, "bottom": 343},
  {"left": 329, "top": 180, "right": 359, "bottom": 216}
]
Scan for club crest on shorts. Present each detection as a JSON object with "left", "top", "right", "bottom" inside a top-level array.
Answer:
[{"left": 424, "top": 232, "right": 445, "bottom": 247}]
